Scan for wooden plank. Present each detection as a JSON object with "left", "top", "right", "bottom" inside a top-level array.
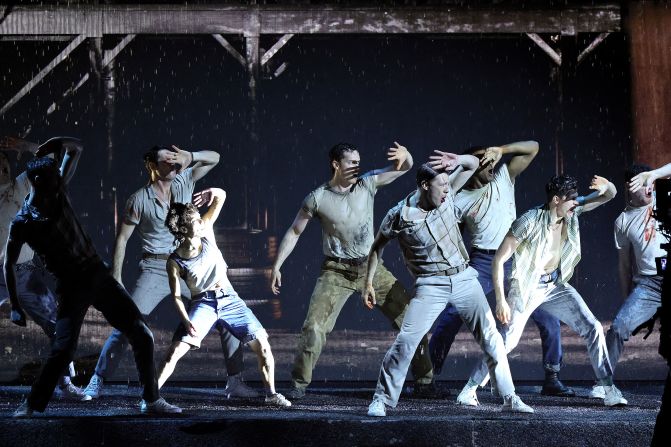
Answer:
[
  {"left": 212, "top": 34, "right": 246, "bottom": 66},
  {"left": 577, "top": 32, "right": 610, "bottom": 64},
  {"left": 0, "top": 4, "right": 622, "bottom": 35},
  {"left": 0, "top": 34, "right": 86, "bottom": 116},
  {"left": 261, "top": 33, "right": 293, "bottom": 66},
  {"left": 526, "top": 33, "right": 561, "bottom": 66}
]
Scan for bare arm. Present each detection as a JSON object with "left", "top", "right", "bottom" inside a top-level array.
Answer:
[
  {"left": 33, "top": 136, "right": 83, "bottom": 184},
  {"left": 167, "top": 259, "right": 197, "bottom": 336},
  {"left": 503, "top": 140, "right": 539, "bottom": 180},
  {"left": 493, "top": 231, "right": 520, "bottom": 324},
  {"left": 111, "top": 222, "right": 136, "bottom": 286},
  {"left": 373, "top": 142, "right": 414, "bottom": 187},
  {"left": 3, "top": 228, "right": 26, "bottom": 326},
  {"left": 580, "top": 175, "right": 617, "bottom": 213},
  {"left": 194, "top": 188, "right": 226, "bottom": 225},
  {"left": 362, "top": 231, "right": 392, "bottom": 309},
  {"left": 166, "top": 145, "right": 220, "bottom": 182},
  {"left": 428, "top": 152, "right": 479, "bottom": 192},
  {"left": 617, "top": 248, "right": 633, "bottom": 300},
  {"left": 629, "top": 162, "right": 671, "bottom": 193},
  {"left": 270, "top": 209, "right": 312, "bottom": 295}
]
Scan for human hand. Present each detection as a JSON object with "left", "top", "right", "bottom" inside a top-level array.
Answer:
[
  {"left": 193, "top": 188, "right": 226, "bottom": 207},
  {"left": 495, "top": 300, "right": 511, "bottom": 325},
  {"left": 270, "top": 268, "right": 282, "bottom": 295},
  {"left": 428, "top": 150, "right": 459, "bottom": 171},
  {"left": 164, "top": 145, "right": 193, "bottom": 173},
  {"left": 628, "top": 171, "right": 655, "bottom": 194},
  {"left": 481, "top": 146, "right": 503, "bottom": 167},
  {"left": 183, "top": 319, "right": 198, "bottom": 337},
  {"left": 387, "top": 142, "right": 409, "bottom": 170},
  {"left": 589, "top": 175, "right": 610, "bottom": 195},
  {"left": 362, "top": 283, "right": 376, "bottom": 309}
]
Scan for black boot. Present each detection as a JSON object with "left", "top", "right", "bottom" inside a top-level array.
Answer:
[{"left": 541, "top": 369, "right": 575, "bottom": 397}]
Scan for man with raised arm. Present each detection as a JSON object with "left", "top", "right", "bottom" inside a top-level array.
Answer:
[
  {"left": 271, "top": 142, "right": 436, "bottom": 399},
  {"left": 365, "top": 153, "right": 533, "bottom": 417},
  {"left": 457, "top": 174, "right": 628, "bottom": 407},
  {"left": 5, "top": 140, "right": 180, "bottom": 417},
  {"left": 430, "top": 141, "right": 573, "bottom": 397},
  {"left": 84, "top": 145, "right": 256, "bottom": 400}
]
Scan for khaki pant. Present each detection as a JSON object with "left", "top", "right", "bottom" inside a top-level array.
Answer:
[{"left": 291, "top": 259, "right": 434, "bottom": 390}]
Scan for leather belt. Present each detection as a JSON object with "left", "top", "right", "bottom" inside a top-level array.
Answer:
[
  {"left": 142, "top": 253, "right": 171, "bottom": 261},
  {"left": 325, "top": 255, "right": 368, "bottom": 266},
  {"left": 420, "top": 263, "right": 469, "bottom": 277},
  {"left": 472, "top": 248, "right": 498, "bottom": 255}
]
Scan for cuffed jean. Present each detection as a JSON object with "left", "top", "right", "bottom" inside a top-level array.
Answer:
[
  {"left": 27, "top": 264, "right": 159, "bottom": 411},
  {"left": 94, "top": 257, "right": 243, "bottom": 380},
  {"left": 430, "top": 249, "right": 563, "bottom": 374},
  {"left": 291, "top": 259, "right": 434, "bottom": 391},
  {"left": 467, "top": 280, "right": 613, "bottom": 388},
  {"left": 374, "top": 267, "right": 514, "bottom": 407},
  {"left": 606, "top": 275, "right": 662, "bottom": 371}
]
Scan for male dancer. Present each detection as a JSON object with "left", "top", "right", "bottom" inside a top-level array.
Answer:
[
  {"left": 457, "top": 174, "right": 628, "bottom": 407},
  {"left": 366, "top": 155, "right": 533, "bottom": 417},
  {"left": 5, "top": 144, "right": 180, "bottom": 417},
  {"left": 84, "top": 145, "right": 255, "bottom": 399},
  {"left": 1, "top": 137, "right": 84, "bottom": 399},
  {"left": 430, "top": 141, "right": 573, "bottom": 396},
  {"left": 595, "top": 162, "right": 671, "bottom": 398},
  {"left": 271, "top": 142, "right": 435, "bottom": 399}
]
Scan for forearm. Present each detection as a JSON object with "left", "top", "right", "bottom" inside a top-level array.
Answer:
[
  {"left": 172, "top": 296, "right": 191, "bottom": 323},
  {"left": 458, "top": 154, "right": 479, "bottom": 172},
  {"left": 111, "top": 238, "right": 128, "bottom": 282},
  {"left": 191, "top": 150, "right": 220, "bottom": 166},
  {"left": 580, "top": 181, "right": 617, "bottom": 205},
  {"left": 651, "top": 163, "right": 671, "bottom": 181},
  {"left": 501, "top": 140, "right": 539, "bottom": 156},
  {"left": 492, "top": 259, "right": 506, "bottom": 305},
  {"left": 273, "top": 230, "right": 300, "bottom": 270},
  {"left": 2, "top": 264, "right": 20, "bottom": 309},
  {"left": 365, "top": 249, "right": 381, "bottom": 286},
  {"left": 400, "top": 150, "right": 413, "bottom": 171}
]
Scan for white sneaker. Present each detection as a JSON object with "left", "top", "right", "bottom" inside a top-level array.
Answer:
[
  {"left": 589, "top": 385, "right": 605, "bottom": 399},
  {"left": 224, "top": 375, "right": 261, "bottom": 398},
  {"left": 265, "top": 393, "right": 292, "bottom": 407},
  {"left": 12, "top": 399, "right": 34, "bottom": 418},
  {"left": 139, "top": 397, "right": 182, "bottom": 414},
  {"left": 502, "top": 394, "right": 534, "bottom": 414},
  {"left": 457, "top": 385, "right": 479, "bottom": 407},
  {"left": 603, "top": 385, "right": 628, "bottom": 407},
  {"left": 367, "top": 399, "right": 386, "bottom": 417},
  {"left": 83, "top": 374, "right": 104, "bottom": 400},
  {"left": 57, "top": 382, "right": 87, "bottom": 401}
]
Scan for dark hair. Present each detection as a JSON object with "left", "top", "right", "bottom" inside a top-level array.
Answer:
[
  {"left": 462, "top": 145, "right": 488, "bottom": 156},
  {"left": 625, "top": 164, "right": 652, "bottom": 183},
  {"left": 416, "top": 163, "right": 441, "bottom": 188},
  {"left": 545, "top": 174, "right": 578, "bottom": 202},
  {"left": 328, "top": 142, "right": 358, "bottom": 174},
  {"left": 166, "top": 202, "right": 200, "bottom": 243},
  {"left": 143, "top": 145, "right": 170, "bottom": 165},
  {"left": 26, "top": 156, "right": 59, "bottom": 183}
]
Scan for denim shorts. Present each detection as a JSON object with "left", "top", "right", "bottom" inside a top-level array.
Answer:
[{"left": 174, "top": 289, "right": 267, "bottom": 349}]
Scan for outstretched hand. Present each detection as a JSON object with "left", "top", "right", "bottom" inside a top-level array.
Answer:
[
  {"left": 193, "top": 188, "right": 225, "bottom": 208},
  {"left": 387, "top": 142, "right": 409, "bottom": 170},
  {"left": 428, "top": 150, "right": 459, "bottom": 171},
  {"left": 628, "top": 171, "right": 654, "bottom": 194},
  {"left": 165, "top": 145, "right": 192, "bottom": 173},
  {"left": 481, "top": 146, "right": 503, "bottom": 167},
  {"left": 589, "top": 175, "right": 610, "bottom": 195}
]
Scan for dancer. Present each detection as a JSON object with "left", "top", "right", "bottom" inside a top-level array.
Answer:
[
  {"left": 157, "top": 188, "right": 290, "bottom": 407},
  {"left": 457, "top": 174, "right": 628, "bottom": 407},
  {"left": 366, "top": 155, "right": 534, "bottom": 417},
  {"left": 1, "top": 137, "right": 84, "bottom": 399},
  {"left": 430, "top": 141, "right": 573, "bottom": 396},
  {"left": 595, "top": 162, "right": 671, "bottom": 397},
  {"left": 84, "top": 145, "right": 256, "bottom": 400},
  {"left": 5, "top": 143, "right": 180, "bottom": 417},
  {"left": 271, "top": 142, "right": 436, "bottom": 399}
]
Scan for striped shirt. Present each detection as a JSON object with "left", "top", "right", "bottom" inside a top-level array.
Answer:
[{"left": 508, "top": 205, "right": 584, "bottom": 311}]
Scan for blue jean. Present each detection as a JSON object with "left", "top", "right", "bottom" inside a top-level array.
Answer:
[
  {"left": 606, "top": 275, "right": 662, "bottom": 371},
  {"left": 429, "top": 249, "right": 563, "bottom": 374}
]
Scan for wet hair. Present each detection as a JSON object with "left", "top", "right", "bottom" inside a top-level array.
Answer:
[
  {"left": 461, "top": 145, "right": 488, "bottom": 156},
  {"left": 545, "top": 174, "right": 578, "bottom": 202},
  {"left": 166, "top": 202, "right": 200, "bottom": 243},
  {"left": 416, "top": 163, "right": 441, "bottom": 188},
  {"left": 143, "top": 145, "right": 170, "bottom": 166},
  {"left": 328, "top": 142, "right": 358, "bottom": 174},
  {"left": 26, "top": 156, "right": 59, "bottom": 184},
  {"left": 625, "top": 164, "right": 652, "bottom": 183}
]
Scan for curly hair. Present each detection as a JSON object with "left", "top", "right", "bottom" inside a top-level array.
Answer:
[
  {"left": 328, "top": 142, "right": 358, "bottom": 174},
  {"left": 545, "top": 174, "right": 578, "bottom": 202},
  {"left": 166, "top": 202, "right": 200, "bottom": 243}
]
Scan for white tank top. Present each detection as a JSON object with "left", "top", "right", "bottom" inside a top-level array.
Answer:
[{"left": 169, "top": 237, "right": 234, "bottom": 296}]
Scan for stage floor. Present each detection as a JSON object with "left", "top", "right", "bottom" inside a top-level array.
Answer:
[{"left": 0, "top": 381, "right": 661, "bottom": 446}]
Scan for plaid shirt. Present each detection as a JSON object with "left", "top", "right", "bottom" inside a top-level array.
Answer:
[
  {"left": 10, "top": 188, "right": 101, "bottom": 285},
  {"left": 508, "top": 205, "right": 583, "bottom": 311}
]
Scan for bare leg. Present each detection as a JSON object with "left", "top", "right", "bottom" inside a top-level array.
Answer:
[
  {"left": 248, "top": 337, "right": 275, "bottom": 394},
  {"left": 157, "top": 342, "right": 191, "bottom": 389}
]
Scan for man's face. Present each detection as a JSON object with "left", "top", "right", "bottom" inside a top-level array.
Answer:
[
  {"left": 423, "top": 173, "right": 450, "bottom": 209},
  {"left": 334, "top": 150, "right": 360, "bottom": 184},
  {"left": 626, "top": 181, "right": 653, "bottom": 207},
  {"left": 152, "top": 149, "right": 179, "bottom": 180},
  {"left": 473, "top": 155, "right": 496, "bottom": 184},
  {"left": 555, "top": 190, "right": 579, "bottom": 218},
  {"left": 0, "top": 156, "right": 11, "bottom": 185},
  {"left": 185, "top": 213, "right": 205, "bottom": 239}
]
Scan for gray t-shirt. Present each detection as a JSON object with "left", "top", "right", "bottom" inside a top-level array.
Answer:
[
  {"left": 301, "top": 174, "right": 377, "bottom": 259},
  {"left": 124, "top": 168, "right": 194, "bottom": 254},
  {"left": 380, "top": 186, "right": 469, "bottom": 278}
]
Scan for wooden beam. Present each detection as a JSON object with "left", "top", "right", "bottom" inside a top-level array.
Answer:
[
  {"left": 0, "top": 34, "right": 86, "bottom": 116},
  {"left": 0, "top": 4, "right": 622, "bottom": 35},
  {"left": 212, "top": 34, "right": 246, "bottom": 66},
  {"left": 0, "top": 35, "right": 72, "bottom": 41},
  {"left": 526, "top": 33, "right": 561, "bottom": 66},
  {"left": 577, "top": 32, "right": 610, "bottom": 65},
  {"left": 261, "top": 33, "right": 293, "bottom": 67}
]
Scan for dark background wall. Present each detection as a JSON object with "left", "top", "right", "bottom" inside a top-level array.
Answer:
[{"left": 0, "top": 32, "right": 639, "bottom": 378}]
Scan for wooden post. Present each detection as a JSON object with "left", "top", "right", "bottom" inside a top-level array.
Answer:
[{"left": 627, "top": 1, "right": 671, "bottom": 168}]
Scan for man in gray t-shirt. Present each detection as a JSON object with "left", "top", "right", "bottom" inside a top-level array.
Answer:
[
  {"left": 84, "top": 145, "right": 257, "bottom": 400},
  {"left": 271, "top": 142, "right": 435, "bottom": 399}
]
